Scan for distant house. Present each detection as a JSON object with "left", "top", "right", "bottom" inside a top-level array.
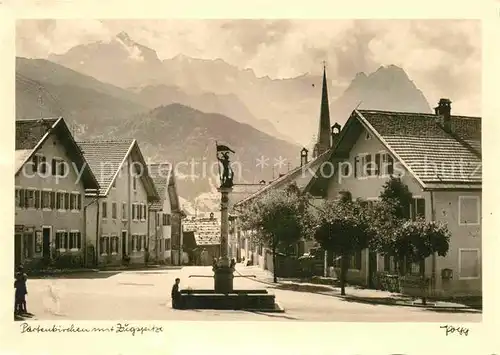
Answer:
[
  {"left": 306, "top": 98, "right": 481, "bottom": 297},
  {"left": 15, "top": 117, "right": 99, "bottom": 269},
  {"left": 77, "top": 139, "right": 160, "bottom": 266},
  {"left": 147, "top": 163, "right": 183, "bottom": 265},
  {"left": 182, "top": 215, "right": 221, "bottom": 265}
]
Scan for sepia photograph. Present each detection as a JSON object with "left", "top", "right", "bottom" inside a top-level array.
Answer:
[{"left": 13, "top": 19, "right": 482, "bottom": 323}]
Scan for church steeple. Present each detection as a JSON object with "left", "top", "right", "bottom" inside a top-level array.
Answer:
[{"left": 313, "top": 63, "right": 331, "bottom": 158}]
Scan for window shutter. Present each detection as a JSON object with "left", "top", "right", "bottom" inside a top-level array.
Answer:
[
  {"left": 64, "top": 193, "right": 69, "bottom": 210},
  {"left": 50, "top": 192, "right": 55, "bottom": 209},
  {"left": 77, "top": 232, "right": 81, "bottom": 249},
  {"left": 167, "top": 214, "right": 171, "bottom": 225},
  {"left": 143, "top": 205, "right": 147, "bottom": 219},
  {"left": 387, "top": 155, "right": 394, "bottom": 175},
  {"left": 132, "top": 204, "right": 136, "bottom": 220},
  {"left": 40, "top": 191, "right": 45, "bottom": 208},
  {"left": 375, "top": 153, "right": 381, "bottom": 175},
  {"left": 64, "top": 232, "right": 69, "bottom": 249},
  {"left": 77, "top": 194, "right": 82, "bottom": 210},
  {"left": 52, "top": 159, "right": 57, "bottom": 176},
  {"left": 19, "top": 189, "right": 25, "bottom": 208},
  {"left": 69, "top": 232, "right": 74, "bottom": 249},
  {"left": 106, "top": 237, "right": 110, "bottom": 254},
  {"left": 354, "top": 156, "right": 358, "bottom": 178},
  {"left": 32, "top": 155, "right": 38, "bottom": 173},
  {"left": 34, "top": 190, "right": 40, "bottom": 208}
]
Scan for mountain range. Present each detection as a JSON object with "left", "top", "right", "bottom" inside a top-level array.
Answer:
[{"left": 17, "top": 32, "right": 432, "bottom": 212}]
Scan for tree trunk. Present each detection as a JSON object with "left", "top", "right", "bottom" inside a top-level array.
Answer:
[
  {"left": 420, "top": 259, "right": 427, "bottom": 305},
  {"left": 340, "top": 254, "right": 349, "bottom": 296},
  {"left": 272, "top": 244, "right": 277, "bottom": 283}
]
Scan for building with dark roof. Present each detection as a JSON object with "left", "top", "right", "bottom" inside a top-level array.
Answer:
[
  {"left": 15, "top": 117, "right": 99, "bottom": 268},
  {"left": 147, "top": 163, "right": 184, "bottom": 265},
  {"left": 76, "top": 139, "right": 160, "bottom": 266},
  {"left": 306, "top": 98, "right": 481, "bottom": 297},
  {"left": 182, "top": 215, "right": 221, "bottom": 265}
]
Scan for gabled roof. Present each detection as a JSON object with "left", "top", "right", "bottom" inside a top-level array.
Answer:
[
  {"left": 148, "top": 163, "right": 175, "bottom": 211},
  {"left": 182, "top": 218, "right": 220, "bottom": 246},
  {"left": 234, "top": 149, "right": 332, "bottom": 208},
  {"left": 307, "top": 108, "right": 481, "bottom": 195},
  {"left": 15, "top": 117, "right": 99, "bottom": 189},
  {"left": 77, "top": 139, "right": 160, "bottom": 199}
]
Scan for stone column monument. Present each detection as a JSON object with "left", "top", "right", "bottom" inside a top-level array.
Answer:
[{"left": 214, "top": 143, "right": 235, "bottom": 293}]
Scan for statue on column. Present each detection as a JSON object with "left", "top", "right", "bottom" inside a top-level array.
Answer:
[{"left": 216, "top": 143, "right": 235, "bottom": 188}]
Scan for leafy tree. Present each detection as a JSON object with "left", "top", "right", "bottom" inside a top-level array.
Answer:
[
  {"left": 314, "top": 195, "right": 374, "bottom": 295},
  {"left": 369, "top": 176, "right": 451, "bottom": 303},
  {"left": 239, "top": 183, "right": 316, "bottom": 282}
]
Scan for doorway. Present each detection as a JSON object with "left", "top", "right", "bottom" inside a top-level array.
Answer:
[
  {"left": 42, "top": 226, "right": 51, "bottom": 260},
  {"left": 121, "top": 230, "right": 127, "bottom": 257}
]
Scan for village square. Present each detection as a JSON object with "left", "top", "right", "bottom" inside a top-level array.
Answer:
[{"left": 14, "top": 20, "right": 482, "bottom": 322}]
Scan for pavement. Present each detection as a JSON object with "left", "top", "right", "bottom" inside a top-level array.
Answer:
[{"left": 16, "top": 265, "right": 481, "bottom": 322}]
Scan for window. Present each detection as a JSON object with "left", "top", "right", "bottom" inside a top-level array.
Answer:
[
  {"left": 132, "top": 234, "right": 139, "bottom": 252},
  {"left": 64, "top": 193, "right": 70, "bottom": 210},
  {"left": 365, "top": 132, "right": 371, "bottom": 140},
  {"left": 56, "top": 192, "right": 65, "bottom": 210},
  {"left": 142, "top": 204, "right": 147, "bottom": 221},
  {"left": 458, "top": 248, "right": 480, "bottom": 279},
  {"left": 69, "top": 231, "right": 81, "bottom": 250},
  {"left": 410, "top": 198, "right": 426, "bottom": 221},
  {"left": 133, "top": 176, "right": 137, "bottom": 191},
  {"left": 122, "top": 202, "right": 127, "bottom": 220},
  {"left": 112, "top": 179, "right": 116, "bottom": 189},
  {"left": 355, "top": 154, "right": 372, "bottom": 178},
  {"left": 39, "top": 155, "right": 47, "bottom": 174},
  {"left": 55, "top": 230, "right": 68, "bottom": 250},
  {"left": 458, "top": 196, "right": 480, "bottom": 225},
  {"left": 408, "top": 261, "right": 421, "bottom": 275},
  {"left": 132, "top": 203, "right": 136, "bottom": 220},
  {"left": 138, "top": 203, "right": 143, "bottom": 220},
  {"left": 162, "top": 213, "right": 171, "bottom": 226},
  {"left": 156, "top": 213, "right": 160, "bottom": 226},
  {"left": 52, "top": 158, "right": 66, "bottom": 177},
  {"left": 70, "top": 193, "right": 79, "bottom": 211},
  {"left": 110, "top": 235, "right": 119, "bottom": 254},
  {"left": 381, "top": 153, "right": 394, "bottom": 176},
  {"left": 112, "top": 202, "right": 117, "bottom": 219},
  {"left": 383, "top": 254, "right": 392, "bottom": 272},
  {"left": 165, "top": 238, "right": 171, "bottom": 250},
  {"left": 41, "top": 190, "right": 51, "bottom": 209},
  {"left": 349, "top": 250, "right": 362, "bottom": 270},
  {"left": 365, "top": 154, "right": 373, "bottom": 176},
  {"left": 102, "top": 201, "right": 108, "bottom": 218},
  {"left": 100, "top": 236, "right": 110, "bottom": 255},
  {"left": 25, "top": 189, "right": 35, "bottom": 208}
]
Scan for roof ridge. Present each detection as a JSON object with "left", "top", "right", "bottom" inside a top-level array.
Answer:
[
  {"left": 357, "top": 109, "right": 481, "bottom": 120},
  {"left": 77, "top": 139, "right": 135, "bottom": 144}
]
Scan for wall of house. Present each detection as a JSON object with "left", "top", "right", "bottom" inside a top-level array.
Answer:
[
  {"left": 323, "top": 126, "right": 482, "bottom": 296},
  {"left": 162, "top": 196, "right": 173, "bottom": 263},
  {"left": 147, "top": 210, "right": 162, "bottom": 262},
  {"left": 86, "top": 155, "right": 150, "bottom": 266},
  {"left": 15, "top": 133, "right": 86, "bottom": 267},
  {"left": 432, "top": 190, "right": 481, "bottom": 297}
]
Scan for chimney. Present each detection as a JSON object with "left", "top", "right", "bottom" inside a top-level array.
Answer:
[
  {"left": 300, "top": 147, "right": 309, "bottom": 166},
  {"left": 434, "top": 98, "right": 452, "bottom": 132},
  {"left": 330, "top": 122, "right": 341, "bottom": 148},
  {"left": 259, "top": 179, "right": 266, "bottom": 185}
]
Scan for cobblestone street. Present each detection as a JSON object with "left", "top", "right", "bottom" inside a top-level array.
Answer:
[{"left": 20, "top": 266, "right": 481, "bottom": 322}]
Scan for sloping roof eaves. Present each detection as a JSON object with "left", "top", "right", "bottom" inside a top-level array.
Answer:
[
  {"left": 15, "top": 117, "right": 99, "bottom": 189},
  {"left": 234, "top": 150, "right": 331, "bottom": 207}
]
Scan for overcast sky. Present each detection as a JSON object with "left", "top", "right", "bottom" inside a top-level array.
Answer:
[{"left": 16, "top": 19, "right": 481, "bottom": 116}]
